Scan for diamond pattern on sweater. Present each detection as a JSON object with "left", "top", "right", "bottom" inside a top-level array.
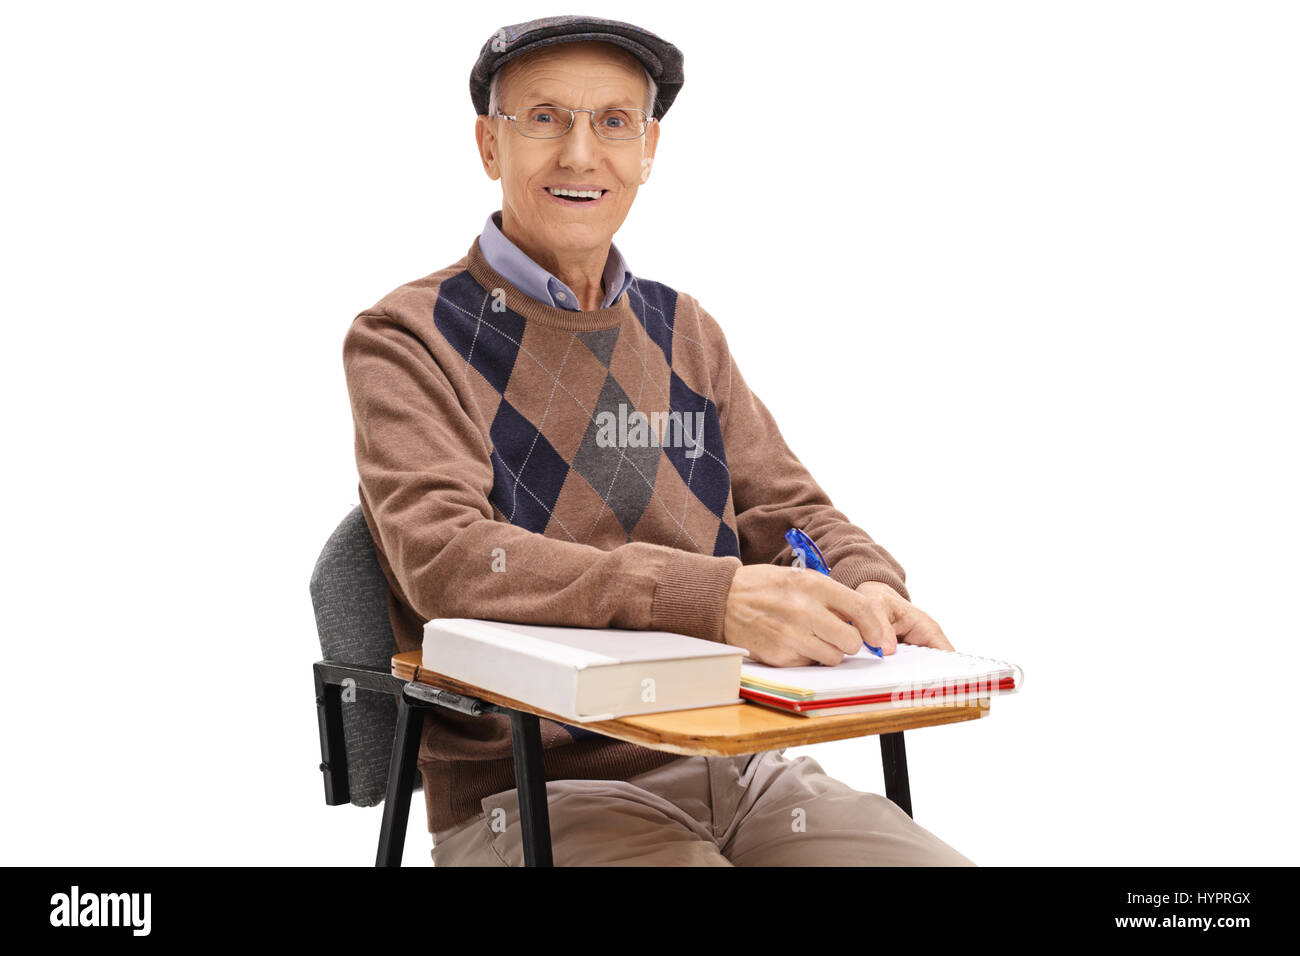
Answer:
[
  {"left": 577, "top": 326, "right": 619, "bottom": 366},
  {"left": 570, "top": 375, "right": 662, "bottom": 534},
  {"left": 486, "top": 399, "right": 570, "bottom": 534},
  {"left": 432, "top": 263, "right": 740, "bottom": 568},
  {"left": 433, "top": 269, "right": 524, "bottom": 394}
]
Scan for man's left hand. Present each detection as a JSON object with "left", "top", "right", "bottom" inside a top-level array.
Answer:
[{"left": 853, "top": 581, "right": 955, "bottom": 652}]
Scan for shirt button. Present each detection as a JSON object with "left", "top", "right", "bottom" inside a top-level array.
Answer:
[{"left": 556, "top": 292, "right": 567, "bottom": 301}]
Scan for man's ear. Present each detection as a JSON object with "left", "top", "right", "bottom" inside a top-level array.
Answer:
[
  {"left": 475, "top": 115, "right": 500, "bottom": 181},
  {"left": 640, "top": 119, "right": 661, "bottom": 184}
]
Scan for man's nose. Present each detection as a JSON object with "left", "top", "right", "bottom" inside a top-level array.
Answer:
[{"left": 557, "top": 112, "right": 601, "bottom": 164}]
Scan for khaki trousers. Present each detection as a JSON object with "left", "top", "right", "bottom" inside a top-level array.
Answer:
[{"left": 430, "top": 748, "right": 976, "bottom": 866}]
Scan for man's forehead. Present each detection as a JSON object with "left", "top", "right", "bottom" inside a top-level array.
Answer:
[{"left": 512, "top": 82, "right": 644, "bottom": 108}]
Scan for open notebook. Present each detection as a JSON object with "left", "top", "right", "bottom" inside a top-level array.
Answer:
[{"left": 741, "top": 643, "right": 1020, "bottom": 717}]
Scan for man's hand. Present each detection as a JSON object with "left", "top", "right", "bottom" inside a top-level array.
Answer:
[
  {"left": 854, "top": 581, "right": 955, "bottom": 652},
  {"left": 723, "top": 565, "right": 864, "bottom": 666},
  {"left": 722, "top": 565, "right": 956, "bottom": 667}
]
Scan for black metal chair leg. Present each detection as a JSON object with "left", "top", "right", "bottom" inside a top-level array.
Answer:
[
  {"left": 376, "top": 692, "right": 424, "bottom": 867},
  {"left": 508, "top": 709, "right": 553, "bottom": 867},
  {"left": 880, "top": 731, "right": 913, "bottom": 818},
  {"left": 314, "top": 665, "right": 350, "bottom": 805}
]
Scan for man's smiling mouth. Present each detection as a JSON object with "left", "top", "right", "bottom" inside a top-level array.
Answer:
[{"left": 545, "top": 186, "right": 608, "bottom": 204}]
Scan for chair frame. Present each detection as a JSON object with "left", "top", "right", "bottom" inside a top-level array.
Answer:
[{"left": 314, "top": 659, "right": 913, "bottom": 867}]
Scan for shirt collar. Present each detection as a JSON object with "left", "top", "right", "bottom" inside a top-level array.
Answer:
[{"left": 479, "top": 210, "right": 633, "bottom": 311}]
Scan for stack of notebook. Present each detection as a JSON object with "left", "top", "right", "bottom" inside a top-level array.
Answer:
[{"left": 740, "top": 643, "right": 1019, "bottom": 717}]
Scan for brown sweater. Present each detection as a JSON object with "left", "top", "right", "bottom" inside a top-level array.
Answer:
[{"left": 342, "top": 235, "right": 910, "bottom": 834}]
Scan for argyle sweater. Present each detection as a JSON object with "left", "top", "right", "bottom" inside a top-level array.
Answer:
[{"left": 342, "top": 235, "right": 911, "bottom": 835}]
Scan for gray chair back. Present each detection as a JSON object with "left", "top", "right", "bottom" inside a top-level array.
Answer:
[{"left": 309, "top": 505, "right": 421, "bottom": 806}]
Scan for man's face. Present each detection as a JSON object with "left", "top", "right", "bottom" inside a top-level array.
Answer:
[{"left": 475, "top": 41, "right": 660, "bottom": 262}]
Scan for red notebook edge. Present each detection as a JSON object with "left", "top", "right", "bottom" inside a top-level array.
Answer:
[{"left": 740, "top": 676, "right": 1018, "bottom": 713}]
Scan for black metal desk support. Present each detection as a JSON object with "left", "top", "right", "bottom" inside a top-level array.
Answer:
[
  {"left": 375, "top": 681, "right": 511, "bottom": 868},
  {"left": 880, "top": 731, "right": 913, "bottom": 817},
  {"left": 376, "top": 690, "right": 424, "bottom": 866},
  {"left": 503, "top": 709, "right": 554, "bottom": 866}
]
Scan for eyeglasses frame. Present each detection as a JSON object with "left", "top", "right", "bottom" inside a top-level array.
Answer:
[{"left": 494, "top": 104, "right": 658, "bottom": 141}]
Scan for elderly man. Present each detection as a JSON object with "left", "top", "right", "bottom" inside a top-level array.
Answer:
[{"left": 343, "top": 15, "right": 973, "bottom": 866}]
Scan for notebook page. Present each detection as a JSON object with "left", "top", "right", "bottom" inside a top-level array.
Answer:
[{"left": 740, "top": 643, "right": 1014, "bottom": 696}]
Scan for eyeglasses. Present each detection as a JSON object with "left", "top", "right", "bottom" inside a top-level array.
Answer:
[{"left": 496, "top": 105, "right": 656, "bottom": 141}]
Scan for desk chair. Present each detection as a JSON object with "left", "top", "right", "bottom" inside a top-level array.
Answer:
[
  {"left": 310, "top": 506, "right": 922, "bottom": 868},
  {"left": 310, "top": 506, "right": 557, "bottom": 866}
]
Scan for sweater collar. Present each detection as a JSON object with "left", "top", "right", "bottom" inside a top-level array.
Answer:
[
  {"left": 467, "top": 235, "right": 635, "bottom": 332},
  {"left": 479, "top": 210, "right": 634, "bottom": 311}
]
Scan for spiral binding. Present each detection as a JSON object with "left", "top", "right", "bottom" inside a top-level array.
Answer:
[{"left": 898, "top": 643, "right": 1023, "bottom": 693}]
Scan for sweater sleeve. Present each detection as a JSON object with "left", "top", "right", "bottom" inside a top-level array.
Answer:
[
  {"left": 343, "top": 310, "right": 742, "bottom": 642},
  {"left": 704, "top": 307, "right": 911, "bottom": 602}
]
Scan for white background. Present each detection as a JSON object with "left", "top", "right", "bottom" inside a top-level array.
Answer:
[{"left": 2, "top": 0, "right": 1296, "bottom": 866}]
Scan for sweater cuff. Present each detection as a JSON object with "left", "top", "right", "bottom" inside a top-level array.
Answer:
[
  {"left": 829, "top": 558, "right": 911, "bottom": 603},
  {"left": 650, "top": 551, "right": 742, "bottom": 643}
]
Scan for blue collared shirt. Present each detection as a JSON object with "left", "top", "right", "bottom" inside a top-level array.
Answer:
[{"left": 478, "top": 210, "right": 634, "bottom": 311}]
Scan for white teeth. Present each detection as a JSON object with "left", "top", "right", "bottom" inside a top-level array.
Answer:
[{"left": 548, "top": 187, "right": 603, "bottom": 199}]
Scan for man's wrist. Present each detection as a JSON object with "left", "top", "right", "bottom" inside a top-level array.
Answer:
[
  {"left": 855, "top": 578, "right": 910, "bottom": 601},
  {"left": 833, "top": 559, "right": 909, "bottom": 602}
]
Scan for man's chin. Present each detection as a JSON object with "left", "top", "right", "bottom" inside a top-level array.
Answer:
[{"left": 537, "top": 217, "right": 613, "bottom": 244}]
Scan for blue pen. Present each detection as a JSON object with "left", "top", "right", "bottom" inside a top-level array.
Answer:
[{"left": 785, "top": 527, "right": 885, "bottom": 658}]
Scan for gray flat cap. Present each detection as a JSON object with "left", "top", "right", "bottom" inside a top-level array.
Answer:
[{"left": 470, "top": 15, "right": 684, "bottom": 120}]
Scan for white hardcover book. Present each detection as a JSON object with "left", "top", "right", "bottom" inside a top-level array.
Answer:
[{"left": 421, "top": 618, "right": 750, "bottom": 722}]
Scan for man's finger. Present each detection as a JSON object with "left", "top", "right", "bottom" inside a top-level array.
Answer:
[
  {"left": 898, "top": 608, "right": 955, "bottom": 651},
  {"left": 816, "top": 608, "right": 869, "bottom": 656},
  {"left": 867, "top": 606, "right": 898, "bottom": 655},
  {"left": 799, "top": 625, "right": 847, "bottom": 666}
]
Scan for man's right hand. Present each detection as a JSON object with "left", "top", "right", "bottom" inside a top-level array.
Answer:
[{"left": 723, "top": 564, "right": 899, "bottom": 666}]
